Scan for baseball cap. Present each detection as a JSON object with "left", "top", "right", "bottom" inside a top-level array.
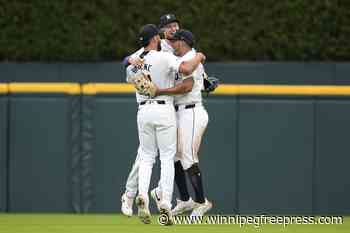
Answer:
[
  {"left": 171, "top": 29, "right": 195, "bottom": 47},
  {"left": 139, "top": 24, "right": 159, "bottom": 46},
  {"left": 159, "top": 14, "right": 180, "bottom": 28}
]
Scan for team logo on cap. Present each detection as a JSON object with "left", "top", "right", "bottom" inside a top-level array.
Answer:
[{"left": 166, "top": 14, "right": 171, "bottom": 19}]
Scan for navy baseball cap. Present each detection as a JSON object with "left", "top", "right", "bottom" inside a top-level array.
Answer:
[
  {"left": 171, "top": 29, "right": 195, "bottom": 47},
  {"left": 159, "top": 14, "right": 180, "bottom": 28},
  {"left": 139, "top": 24, "right": 159, "bottom": 46}
]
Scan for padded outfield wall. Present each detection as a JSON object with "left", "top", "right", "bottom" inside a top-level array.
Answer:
[{"left": 0, "top": 83, "right": 349, "bottom": 214}]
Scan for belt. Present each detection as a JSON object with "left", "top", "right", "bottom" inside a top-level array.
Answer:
[
  {"left": 139, "top": 100, "right": 166, "bottom": 105},
  {"left": 175, "top": 104, "right": 196, "bottom": 112}
]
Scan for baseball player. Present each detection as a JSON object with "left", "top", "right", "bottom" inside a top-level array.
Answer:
[
  {"left": 121, "top": 14, "right": 180, "bottom": 216},
  {"left": 121, "top": 14, "right": 218, "bottom": 218},
  {"left": 123, "top": 13, "right": 178, "bottom": 68},
  {"left": 152, "top": 30, "right": 212, "bottom": 217},
  {"left": 126, "top": 24, "right": 205, "bottom": 224}
]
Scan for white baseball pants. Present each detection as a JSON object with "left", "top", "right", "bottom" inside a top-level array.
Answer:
[
  {"left": 137, "top": 102, "right": 176, "bottom": 209},
  {"left": 175, "top": 104, "right": 209, "bottom": 170}
]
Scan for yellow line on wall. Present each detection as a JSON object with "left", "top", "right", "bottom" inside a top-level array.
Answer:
[
  {"left": 234, "top": 85, "right": 350, "bottom": 96},
  {"left": 9, "top": 83, "right": 81, "bottom": 95},
  {"left": 82, "top": 83, "right": 350, "bottom": 96},
  {"left": 3, "top": 83, "right": 350, "bottom": 96},
  {"left": 212, "top": 84, "right": 239, "bottom": 95},
  {"left": 0, "top": 84, "right": 8, "bottom": 94},
  {"left": 82, "top": 83, "right": 135, "bottom": 95}
]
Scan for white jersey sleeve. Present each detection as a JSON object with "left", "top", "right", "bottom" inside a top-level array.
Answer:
[
  {"left": 125, "top": 48, "right": 145, "bottom": 83},
  {"left": 130, "top": 47, "right": 144, "bottom": 59},
  {"left": 126, "top": 65, "right": 137, "bottom": 83}
]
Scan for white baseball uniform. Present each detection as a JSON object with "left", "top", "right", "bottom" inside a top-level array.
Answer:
[
  {"left": 124, "top": 40, "right": 174, "bottom": 199},
  {"left": 174, "top": 50, "right": 209, "bottom": 170},
  {"left": 160, "top": 39, "right": 175, "bottom": 53},
  {"left": 126, "top": 49, "right": 181, "bottom": 208}
]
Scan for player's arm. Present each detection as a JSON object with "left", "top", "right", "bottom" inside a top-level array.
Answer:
[
  {"left": 178, "top": 52, "right": 206, "bottom": 75},
  {"left": 124, "top": 48, "right": 147, "bottom": 83},
  {"left": 122, "top": 56, "right": 131, "bottom": 67},
  {"left": 156, "top": 77, "right": 194, "bottom": 96},
  {"left": 122, "top": 47, "right": 144, "bottom": 67},
  {"left": 122, "top": 56, "right": 143, "bottom": 67},
  {"left": 157, "top": 52, "right": 204, "bottom": 96},
  {"left": 125, "top": 65, "right": 138, "bottom": 83}
]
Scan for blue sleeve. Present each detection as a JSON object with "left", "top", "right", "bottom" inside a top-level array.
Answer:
[{"left": 122, "top": 56, "right": 130, "bottom": 68}]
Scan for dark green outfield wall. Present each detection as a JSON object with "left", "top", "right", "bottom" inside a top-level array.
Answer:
[
  {"left": 7, "top": 95, "right": 79, "bottom": 212},
  {"left": 0, "top": 61, "right": 349, "bottom": 214},
  {"left": 0, "top": 95, "right": 8, "bottom": 212},
  {"left": 314, "top": 101, "right": 350, "bottom": 214},
  {"left": 0, "top": 94, "right": 350, "bottom": 214},
  {"left": 1, "top": 62, "right": 350, "bottom": 84},
  {"left": 238, "top": 99, "right": 314, "bottom": 214}
]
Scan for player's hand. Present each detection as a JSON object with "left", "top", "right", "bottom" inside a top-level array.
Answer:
[
  {"left": 196, "top": 52, "right": 206, "bottom": 63},
  {"left": 154, "top": 86, "right": 161, "bottom": 97},
  {"left": 129, "top": 57, "right": 144, "bottom": 66}
]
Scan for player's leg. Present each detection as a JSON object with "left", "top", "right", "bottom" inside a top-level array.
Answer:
[
  {"left": 156, "top": 115, "right": 176, "bottom": 208},
  {"left": 125, "top": 147, "right": 141, "bottom": 197},
  {"left": 174, "top": 125, "right": 191, "bottom": 201},
  {"left": 135, "top": 107, "right": 157, "bottom": 224},
  {"left": 151, "top": 133, "right": 190, "bottom": 214},
  {"left": 150, "top": 185, "right": 161, "bottom": 211},
  {"left": 187, "top": 164, "right": 212, "bottom": 217},
  {"left": 171, "top": 115, "right": 194, "bottom": 215},
  {"left": 152, "top": 121, "right": 188, "bottom": 212},
  {"left": 155, "top": 104, "right": 177, "bottom": 225},
  {"left": 175, "top": 160, "right": 190, "bottom": 200},
  {"left": 180, "top": 106, "right": 212, "bottom": 217},
  {"left": 136, "top": 149, "right": 155, "bottom": 224},
  {"left": 150, "top": 154, "right": 163, "bottom": 211},
  {"left": 121, "top": 147, "right": 141, "bottom": 217},
  {"left": 186, "top": 106, "right": 208, "bottom": 204}
]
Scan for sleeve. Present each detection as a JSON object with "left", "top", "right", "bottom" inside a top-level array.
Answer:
[
  {"left": 196, "top": 63, "right": 205, "bottom": 79},
  {"left": 122, "top": 56, "right": 130, "bottom": 68},
  {"left": 126, "top": 65, "right": 138, "bottom": 83},
  {"left": 124, "top": 48, "right": 145, "bottom": 83},
  {"left": 123, "top": 47, "right": 145, "bottom": 68},
  {"left": 131, "top": 47, "right": 144, "bottom": 59}
]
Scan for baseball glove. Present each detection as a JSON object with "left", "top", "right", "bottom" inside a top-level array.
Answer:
[
  {"left": 132, "top": 70, "right": 157, "bottom": 98},
  {"left": 202, "top": 72, "right": 219, "bottom": 95}
]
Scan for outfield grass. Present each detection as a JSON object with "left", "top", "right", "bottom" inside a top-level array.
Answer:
[{"left": 0, "top": 214, "right": 348, "bottom": 233}]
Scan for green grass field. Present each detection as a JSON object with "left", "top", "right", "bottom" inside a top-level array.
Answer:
[{"left": 0, "top": 214, "right": 348, "bottom": 233}]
